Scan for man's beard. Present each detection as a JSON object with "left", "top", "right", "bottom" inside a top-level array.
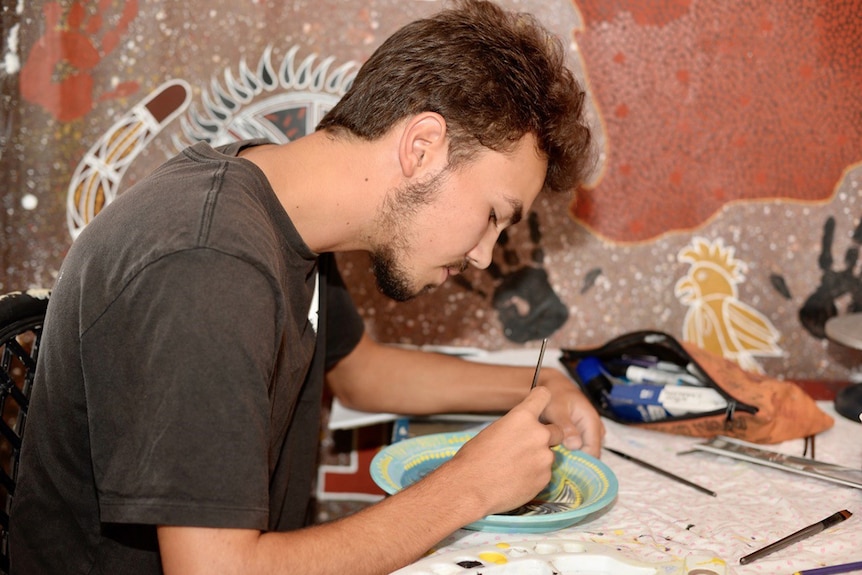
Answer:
[
  {"left": 369, "top": 169, "right": 448, "bottom": 302},
  {"left": 370, "top": 247, "right": 432, "bottom": 302}
]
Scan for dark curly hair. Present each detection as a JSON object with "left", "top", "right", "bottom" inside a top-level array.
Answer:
[{"left": 316, "top": 0, "right": 594, "bottom": 194}]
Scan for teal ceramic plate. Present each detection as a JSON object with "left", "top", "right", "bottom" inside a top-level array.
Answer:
[{"left": 370, "top": 430, "right": 618, "bottom": 533}]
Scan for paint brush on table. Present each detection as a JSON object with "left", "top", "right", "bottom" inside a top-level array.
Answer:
[
  {"left": 738, "top": 509, "right": 852, "bottom": 565},
  {"left": 530, "top": 338, "right": 548, "bottom": 389},
  {"left": 792, "top": 560, "right": 862, "bottom": 575},
  {"left": 603, "top": 446, "right": 717, "bottom": 497}
]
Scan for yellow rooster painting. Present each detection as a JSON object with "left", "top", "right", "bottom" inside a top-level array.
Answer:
[{"left": 674, "top": 237, "right": 783, "bottom": 373}]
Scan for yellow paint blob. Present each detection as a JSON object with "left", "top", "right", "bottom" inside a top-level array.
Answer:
[{"left": 478, "top": 552, "right": 508, "bottom": 565}]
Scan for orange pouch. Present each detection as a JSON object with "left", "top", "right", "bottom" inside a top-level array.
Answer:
[{"left": 560, "top": 331, "right": 833, "bottom": 444}]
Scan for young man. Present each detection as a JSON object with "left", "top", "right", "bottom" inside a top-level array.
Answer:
[{"left": 11, "top": 1, "right": 602, "bottom": 573}]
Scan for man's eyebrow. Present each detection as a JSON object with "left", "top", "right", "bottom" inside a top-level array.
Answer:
[{"left": 505, "top": 197, "right": 524, "bottom": 226}]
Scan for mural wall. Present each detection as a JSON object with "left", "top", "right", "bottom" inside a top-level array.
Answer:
[{"left": 2, "top": 0, "right": 861, "bottom": 388}]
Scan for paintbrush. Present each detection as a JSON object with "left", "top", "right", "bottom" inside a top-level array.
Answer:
[
  {"left": 604, "top": 446, "right": 718, "bottom": 497},
  {"left": 530, "top": 338, "right": 549, "bottom": 389},
  {"left": 739, "top": 509, "right": 852, "bottom": 565}
]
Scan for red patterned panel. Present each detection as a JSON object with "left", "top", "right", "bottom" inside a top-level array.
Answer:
[
  {"left": 571, "top": 0, "right": 862, "bottom": 242},
  {"left": 19, "top": 0, "right": 140, "bottom": 122}
]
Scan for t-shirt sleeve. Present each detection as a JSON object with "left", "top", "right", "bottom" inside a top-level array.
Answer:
[
  {"left": 80, "top": 248, "right": 280, "bottom": 529},
  {"left": 321, "top": 253, "right": 364, "bottom": 371}
]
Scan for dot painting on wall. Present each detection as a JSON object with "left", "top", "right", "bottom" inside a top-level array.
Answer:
[{"left": 3, "top": 0, "right": 861, "bottom": 383}]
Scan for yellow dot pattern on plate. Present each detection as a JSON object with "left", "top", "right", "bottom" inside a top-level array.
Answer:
[
  {"left": 378, "top": 455, "right": 397, "bottom": 490},
  {"left": 403, "top": 449, "right": 458, "bottom": 471},
  {"left": 478, "top": 551, "right": 508, "bottom": 564},
  {"left": 495, "top": 542, "right": 511, "bottom": 549},
  {"left": 554, "top": 449, "right": 612, "bottom": 502}
]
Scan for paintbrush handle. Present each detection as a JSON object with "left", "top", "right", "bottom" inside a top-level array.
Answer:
[
  {"left": 530, "top": 338, "right": 548, "bottom": 389},
  {"left": 739, "top": 509, "right": 852, "bottom": 565},
  {"left": 603, "top": 446, "right": 717, "bottom": 497},
  {"left": 794, "top": 560, "right": 862, "bottom": 575}
]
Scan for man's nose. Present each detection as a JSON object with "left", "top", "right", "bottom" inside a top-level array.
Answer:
[{"left": 466, "top": 233, "right": 498, "bottom": 270}]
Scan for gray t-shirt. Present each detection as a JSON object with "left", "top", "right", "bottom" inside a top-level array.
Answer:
[{"left": 11, "top": 140, "right": 364, "bottom": 574}]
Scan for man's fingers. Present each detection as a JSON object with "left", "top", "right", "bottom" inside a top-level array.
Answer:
[
  {"left": 570, "top": 410, "right": 605, "bottom": 458},
  {"left": 581, "top": 424, "right": 606, "bottom": 459},
  {"left": 545, "top": 422, "right": 564, "bottom": 447},
  {"left": 518, "top": 386, "right": 553, "bottom": 417},
  {"left": 562, "top": 432, "right": 584, "bottom": 451}
]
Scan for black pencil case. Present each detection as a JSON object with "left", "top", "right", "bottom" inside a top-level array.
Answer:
[{"left": 559, "top": 330, "right": 833, "bottom": 443}]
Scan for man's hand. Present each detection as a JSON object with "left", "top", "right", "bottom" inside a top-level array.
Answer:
[
  {"left": 434, "top": 387, "right": 563, "bottom": 518},
  {"left": 536, "top": 368, "right": 605, "bottom": 457}
]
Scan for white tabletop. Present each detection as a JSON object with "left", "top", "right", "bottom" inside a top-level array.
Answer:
[{"left": 385, "top": 349, "right": 862, "bottom": 575}]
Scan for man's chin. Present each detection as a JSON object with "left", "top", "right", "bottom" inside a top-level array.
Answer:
[
  {"left": 376, "top": 280, "right": 438, "bottom": 302},
  {"left": 370, "top": 253, "right": 440, "bottom": 302}
]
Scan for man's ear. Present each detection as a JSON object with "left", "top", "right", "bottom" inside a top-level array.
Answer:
[{"left": 398, "top": 112, "right": 447, "bottom": 178}]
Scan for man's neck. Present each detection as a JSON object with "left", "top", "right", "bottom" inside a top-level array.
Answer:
[{"left": 239, "top": 130, "right": 397, "bottom": 254}]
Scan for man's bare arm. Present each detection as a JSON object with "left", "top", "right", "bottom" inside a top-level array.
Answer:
[
  {"left": 159, "top": 388, "right": 562, "bottom": 575},
  {"left": 327, "top": 333, "right": 604, "bottom": 456}
]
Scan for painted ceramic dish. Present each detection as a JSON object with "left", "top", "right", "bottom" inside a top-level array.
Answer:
[{"left": 370, "top": 430, "right": 618, "bottom": 533}]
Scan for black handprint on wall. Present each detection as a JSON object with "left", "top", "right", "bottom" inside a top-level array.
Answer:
[
  {"left": 453, "top": 212, "right": 568, "bottom": 343},
  {"left": 799, "top": 215, "right": 862, "bottom": 338}
]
